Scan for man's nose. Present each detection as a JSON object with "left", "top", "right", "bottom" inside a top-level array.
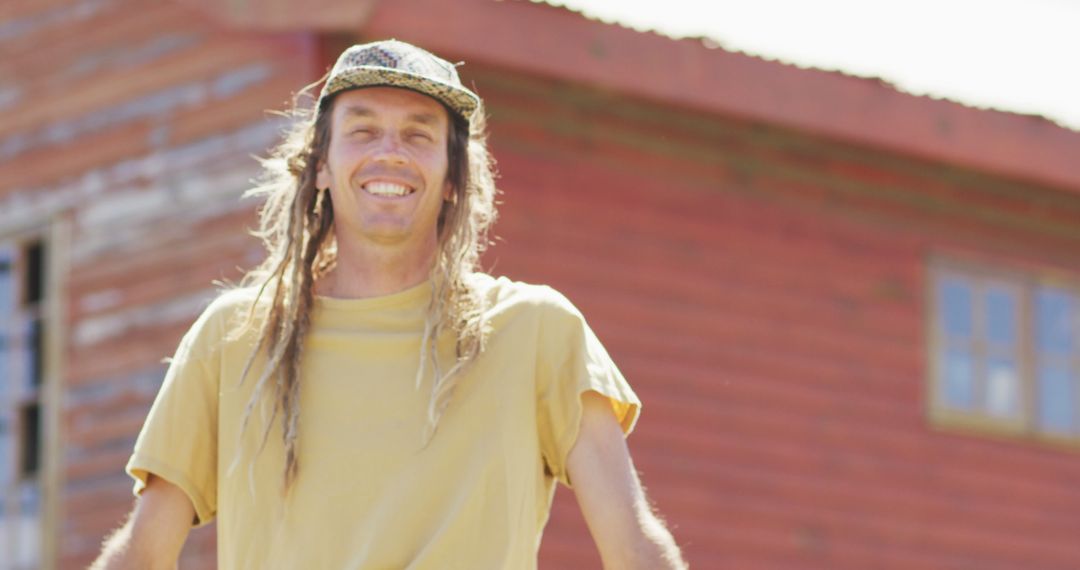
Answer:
[{"left": 371, "top": 132, "right": 408, "bottom": 164}]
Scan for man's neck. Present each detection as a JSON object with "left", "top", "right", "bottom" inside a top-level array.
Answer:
[{"left": 318, "top": 234, "right": 437, "bottom": 299}]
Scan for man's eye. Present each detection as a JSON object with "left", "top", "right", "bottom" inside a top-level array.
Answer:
[{"left": 408, "top": 131, "right": 433, "bottom": 141}]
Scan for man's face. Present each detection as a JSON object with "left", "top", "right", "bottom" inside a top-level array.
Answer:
[{"left": 317, "top": 86, "right": 452, "bottom": 251}]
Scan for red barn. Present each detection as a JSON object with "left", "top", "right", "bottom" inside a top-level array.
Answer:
[{"left": 2, "top": 0, "right": 1079, "bottom": 568}]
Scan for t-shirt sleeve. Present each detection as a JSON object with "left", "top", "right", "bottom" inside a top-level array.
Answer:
[
  {"left": 125, "top": 302, "right": 221, "bottom": 527},
  {"left": 536, "top": 288, "right": 641, "bottom": 487}
]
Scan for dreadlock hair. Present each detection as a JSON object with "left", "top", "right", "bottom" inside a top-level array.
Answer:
[{"left": 229, "top": 81, "right": 498, "bottom": 494}]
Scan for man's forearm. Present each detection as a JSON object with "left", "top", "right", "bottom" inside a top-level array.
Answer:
[
  {"left": 89, "top": 516, "right": 177, "bottom": 570},
  {"left": 569, "top": 393, "right": 689, "bottom": 569},
  {"left": 90, "top": 518, "right": 135, "bottom": 570},
  {"left": 603, "top": 509, "right": 687, "bottom": 570}
]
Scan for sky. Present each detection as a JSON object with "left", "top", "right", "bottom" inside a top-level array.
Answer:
[{"left": 545, "top": 0, "right": 1080, "bottom": 131}]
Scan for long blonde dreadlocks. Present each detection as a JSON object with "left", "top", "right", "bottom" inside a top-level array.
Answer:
[{"left": 230, "top": 80, "right": 498, "bottom": 493}]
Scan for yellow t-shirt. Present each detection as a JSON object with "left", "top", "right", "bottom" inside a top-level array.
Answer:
[{"left": 126, "top": 274, "right": 640, "bottom": 569}]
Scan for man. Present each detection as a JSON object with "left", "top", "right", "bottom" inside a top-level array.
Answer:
[{"left": 92, "top": 40, "right": 686, "bottom": 569}]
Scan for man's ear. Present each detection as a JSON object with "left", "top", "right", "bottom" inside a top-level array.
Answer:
[{"left": 316, "top": 162, "right": 330, "bottom": 191}]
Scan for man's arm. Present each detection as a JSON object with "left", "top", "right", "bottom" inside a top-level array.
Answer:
[
  {"left": 90, "top": 474, "right": 195, "bottom": 570},
  {"left": 567, "top": 390, "right": 688, "bottom": 570}
]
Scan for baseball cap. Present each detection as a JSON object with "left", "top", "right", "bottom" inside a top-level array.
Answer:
[{"left": 318, "top": 39, "right": 481, "bottom": 122}]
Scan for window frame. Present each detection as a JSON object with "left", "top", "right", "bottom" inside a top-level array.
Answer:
[
  {"left": 927, "top": 254, "right": 1080, "bottom": 448},
  {"left": 0, "top": 218, "right": 67, "bottom": 570}
]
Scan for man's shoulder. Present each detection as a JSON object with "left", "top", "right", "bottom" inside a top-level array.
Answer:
[
  {"left": 203, "top": 285, "right": 263, "bottom": 319},
  {"left": 470, "top": 273, "right": 582, "bottom": 319},
  {"left": 162, "top": 286, "right": 262, "bottom": 364},
  {"left": 186, "top": 286, "right": 265, "bottom": 340}
]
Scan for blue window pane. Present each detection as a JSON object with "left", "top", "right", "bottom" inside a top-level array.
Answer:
[
  {"left": 19, "top": 480, "right": 39, "bottom": 513},
  {"left": 985, "top": 285, "right": 1016, "bottom": 345},
  {"left": 939, "top": 278, "right": 973, "bottom": 339},
  {"left": 0, "top": 415, "right": 9, "bottom": 489},
  {"left": 0, "top": 341, "right": 7, "bottom": 400},
  {"left": 1036, "top": 288, "right": 1073, "bottom": 354},
  {"left": 1038, "top": 364, "right": 1074, "bottom": 434},
  {"left": 19, "top": 318, "right": 36, "bottom": 393},
  {"left": 985, "top": 356, "right": 1019, "bottom": 418},
  {"left": 941, "top": 347, "right": 974, "bottom": 410}
]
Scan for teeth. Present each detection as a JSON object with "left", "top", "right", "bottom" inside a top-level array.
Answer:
[{"left": 364, "top": 182, "right": 411, "bottom": 196}]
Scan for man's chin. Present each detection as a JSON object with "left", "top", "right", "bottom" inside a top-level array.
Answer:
[{"left": 349, "top": 224, "right": 434, "bottom": 248}]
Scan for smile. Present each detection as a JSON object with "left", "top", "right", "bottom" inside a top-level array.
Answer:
[{"left": 363, "top": 181, "right": 415, "bottom": 197}]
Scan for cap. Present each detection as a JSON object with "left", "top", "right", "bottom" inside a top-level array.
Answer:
[{"left": 318, "top": 39, "right": 480, "bottom": 122}]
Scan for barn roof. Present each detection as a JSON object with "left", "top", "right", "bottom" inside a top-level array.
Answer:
[{"left": 177, "top": 0, "right": 1080, "bottom": 193}]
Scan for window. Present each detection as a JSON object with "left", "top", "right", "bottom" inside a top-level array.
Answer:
[
  {"left": 0, "top": 238, "right": 48, "bottom": 569},
  {"left": 930, "top": 259, "right": 1080, "bottom": 443},
  {"left": 1035, "top": 287, "right": 1080, "bottom": 435}
]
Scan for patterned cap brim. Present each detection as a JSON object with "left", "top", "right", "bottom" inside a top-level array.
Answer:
[{"left": 320, "top": 67, "right": 480, "bottom": 122}]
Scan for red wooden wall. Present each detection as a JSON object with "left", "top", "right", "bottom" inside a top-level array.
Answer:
[{"left": 480, "top": 69, "right": 1080, "bottom": 568}]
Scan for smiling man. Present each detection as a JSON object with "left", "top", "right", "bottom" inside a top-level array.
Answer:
[{"left": 91, "top": 40, "right": 686, "bottom": 570}]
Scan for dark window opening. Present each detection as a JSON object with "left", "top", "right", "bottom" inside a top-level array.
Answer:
[
  {"left": 30, "top": 318, "right": 43, "bottom": 387},
  {"left": 19, "top": 403, "right": 40, "bottom": 478},
  {"left": 23, "top": 240, "right": 45, "bottom": 307},
  {"left": 0, "top": 251, "right": 11, "bottom": 315}
]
